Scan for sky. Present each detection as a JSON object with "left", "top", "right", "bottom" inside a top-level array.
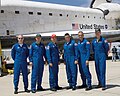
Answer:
[{"left": 31, "top": 0, "right": 120, "bottom": 7}]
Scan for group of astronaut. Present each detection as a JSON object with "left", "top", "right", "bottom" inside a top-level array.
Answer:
[{"left": 11, "top": 28, "right": 109, "bottom": 94}]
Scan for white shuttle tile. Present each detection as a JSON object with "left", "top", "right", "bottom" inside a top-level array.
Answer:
[
  {"left": 0, "top": 21, "right": 6, "bottom": 28},
  {"left": 8, "top": 20, "right": 15, "bottom": 28},
  {"left": 0, "top": 14, "right": 7, "bottom": 20},
  {"left": 38, "top": 19, "right": 44, "bottom": 25},
  {"left": 44, "top": 23, "right": 54, "bottom": 31},
  {"left": 0, "top": 29, "right": 5, "bottom": 36},
  {"left": 1, "top": 20, "right": 10, "bottom": 29},
  {"left": 0, "top": 0, "right": 119, "bottom": 35}
]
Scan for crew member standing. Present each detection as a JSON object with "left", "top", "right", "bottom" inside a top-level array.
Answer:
[
  {"left": 77, "top": 31, "right": 92, "bottom": 91},
  {"left": 117, "top": 46, "right": 120, "bottom": 61},
  {"left": 11, "top": 34, "right": 30, "bottom": 94},
  {"left": 46, "top": 34, "right": 62, "bottom": 91},
  {"left": 92, "top": 29, "right": 109, "bottom": 90},
  {"left": 29, "top": 34, "right": 47, "bottom": 93},
  {"left": 112, "top": 46, "right": 117, "bottom": 62},
  {"left": 63, "top": 33, "right": 78, "bottom": 90}
]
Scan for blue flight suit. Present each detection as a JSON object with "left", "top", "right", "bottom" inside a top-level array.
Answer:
[
  {"left": 11, "top": 43, "right": 29, "bottom": 90},
  {"left": 92, "top": 36, "right": 109, "bottom": 87},
  {"left": 29, "top": 42, "right": 47, "bottom": 91},
  {"left": 77, "top": 38, "right": 92, "bottom": 87},
  {"left": 64, "top": 40, "right": 78, "bottom": 87},
  {"left": 46, "top": 42, "right": 60, "bottom": 89}
]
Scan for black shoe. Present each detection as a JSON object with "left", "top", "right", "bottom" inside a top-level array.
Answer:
[
  {"left": 55, "top": 86, "right": 62, "bottom": 90},
  {"left": 85, "top": 86, "right": 92, "bottom": 91},
  {"left": 102, "top": 87, "right": 107, "bottom": 91},
  {"left": 31, "top": 90, "right": 36, "bottom": 93},
  {"left": 66, "top": 86, "right": 72, "bottom": 90},
  {"left": 50, "top": 88, "right": 57, "bottom": 91},
  {"left": 37, "top": 87, "right": 45, "bottom": 91},
  {"left": 78, "top": 85, "right": 87, "bottom": 89},
  {"left": 14, "top": 90, "right": 18, "bottom": 94},
  {"left": 95, "top": 84, "right": 102, "bottom": 88},
  {"left": 72, "top": 86, "right": 76, "bottom": 91},
  {"left": 25, "top": 89, "right": 30, "bottom": 93}
]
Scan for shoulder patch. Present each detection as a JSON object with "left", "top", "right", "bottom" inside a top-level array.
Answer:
[
  {"left": 74, "top": 43, "right": 78, "bottom": 46},
  {"left": 86, "top": 42, "right": 90, "bottom": 44},
  {"left": 46, "top": 46, "right": 50, "bottom": 50},
  {"left": 104, "top": 40, "right": 108, "bottom": 43}
]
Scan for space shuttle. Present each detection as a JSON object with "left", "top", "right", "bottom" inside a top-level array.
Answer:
[{"left": 0, "top": 0, "right": 120, "bottom": 48}]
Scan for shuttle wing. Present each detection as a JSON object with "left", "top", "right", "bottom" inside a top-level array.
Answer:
[{"left": 23, "top": 29, "right": 120, "bottom": 42}]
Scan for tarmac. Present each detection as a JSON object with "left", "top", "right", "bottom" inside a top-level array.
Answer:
[{"left": 0, "top": 60, "right": 120, "bottom": 96}]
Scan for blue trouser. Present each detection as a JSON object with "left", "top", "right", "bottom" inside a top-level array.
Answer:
[
  {"left": 49, "top": 62, "right": 59, "bottom": 88},
  {"left": 79, "top": 55, "right": 91, "bottom": 87},
  {"left": 95, "top": 53, "right": 106, "bottom": 87},
  {"left": 65, "top": 56, "right": 77, "bottom": 87},
  {"left": 31, "top": 60, "right": 44, "bottom": 90},
  {"left": 14, "top": 60, "right": 28, "bottom": 90}
]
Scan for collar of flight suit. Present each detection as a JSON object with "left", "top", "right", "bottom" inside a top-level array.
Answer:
[
  {"left": 66, "top": 39, "right": 72, "bottom": 45},
  {"left": 35, "top": 42, "right": 42, "bottom": 46},
  {"left": 96, "top": 36, "right": 102, "bottom": 42},
  {"left": 51, "top": 41, "right": 57, "bottom": 46},
  {"left": 79, "top": 38, "right": 85, "bottom": 43},
  {"left": 18, "top": 43, "right": 24, "bottom": 47}
]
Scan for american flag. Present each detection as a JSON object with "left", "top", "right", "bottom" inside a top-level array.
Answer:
[{"left": 72, "top": 23, "right": 79, "bottom": 30}]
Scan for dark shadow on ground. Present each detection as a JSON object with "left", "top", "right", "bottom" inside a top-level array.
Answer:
[
  {"left": 85, "top": 84, "right": 120, "bottom": 90},
  {"left": 17, "top": 86, "right": 68, "bottom": 94},
  {"left": 106, "top": 84, "right": 120, "bottom": 90},
  {"left": 0, "top": 72, "right": 8, "bottom": 77}
]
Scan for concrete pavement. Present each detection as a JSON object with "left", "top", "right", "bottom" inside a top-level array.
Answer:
[{"left": 0, "top": 60, "right": 120, "bottom": 96}]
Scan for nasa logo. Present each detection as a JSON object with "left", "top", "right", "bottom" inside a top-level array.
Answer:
[
  {"left": 105, "top": 40, "right": 108, "bottom": 43},
  {"left": 81, "top": 42, "right": 83, "bottom": 44},
  {"left": 74, "top": 43, "right": 77, "bottom": 46},
  {"left": 46, "top": 46, "right": 50, "bottom": 50}
]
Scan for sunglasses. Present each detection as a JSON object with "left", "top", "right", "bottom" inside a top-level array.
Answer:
[
  {"left": 18, "top": 38, "right": 23, "bottom": 39},
  {"left": 78, "top": 35, "right": 83, "bottom": 36}
]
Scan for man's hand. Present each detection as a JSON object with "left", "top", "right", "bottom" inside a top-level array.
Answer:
[
  {"left": 75, "top": 60, "right": 78, "bottom": 64},
  {"left": 45, "top": 61, "right": 48, "bottom": 66},
  {"left": 29, "top": 62, "right": 33, "bottom": 67},
  {"left": 49, "top": 63, "right": 53, "bottom": 67},
  {"left": 86, "top": 60, "right": 89, "bottom": 66},
  {"left": 58, "top": 62, "right": 61, "bottom": 65},
  {"left": 64, "top": 62, "right": 66, "bottom": 65}
]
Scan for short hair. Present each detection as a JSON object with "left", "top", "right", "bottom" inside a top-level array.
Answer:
[
  {"left": 17, "top": 34, "right": 23, "bottom": 38},
  {"left": 64, "top": 33, "right": 70, "bottom": 36},
  {"left": 78, "top": 31, "right": 84, "bottom": 34}
]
